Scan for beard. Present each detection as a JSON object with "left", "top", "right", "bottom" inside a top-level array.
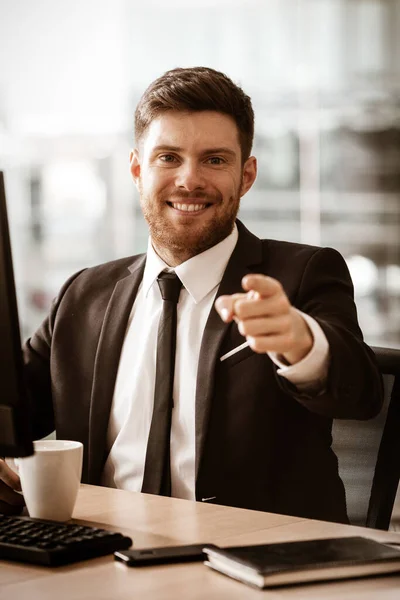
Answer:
[{"left": 139, "top": 185, "right": 241, "bottom": 262}]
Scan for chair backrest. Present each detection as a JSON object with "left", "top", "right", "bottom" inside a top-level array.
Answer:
[{"left": 332, "top": 346, "right": 400, "bottom": 530}]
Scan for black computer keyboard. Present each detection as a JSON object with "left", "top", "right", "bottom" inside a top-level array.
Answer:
[{"left": 0, "top": 514, "right": 132, "bottom": 566}]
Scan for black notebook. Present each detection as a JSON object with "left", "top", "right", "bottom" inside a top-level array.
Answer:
[{"left": 203, "top": 537, "right": 400, "bottom": 589}]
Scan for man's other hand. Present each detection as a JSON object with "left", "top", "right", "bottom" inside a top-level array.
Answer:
[
  {"left": 215, "top": 274, "right": 313, "bottom": 365},
  {"left": 0, "top": 458, "right": 25, "bottom": 515}
]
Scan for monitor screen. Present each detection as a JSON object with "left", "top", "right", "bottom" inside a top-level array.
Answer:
[{"left": 0, "top": 171, "right": 34, "bottom": 457}]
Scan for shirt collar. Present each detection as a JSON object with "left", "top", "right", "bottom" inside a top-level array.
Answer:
[{"left": 142, "top": 224, "right": 239, "bottom": 304}]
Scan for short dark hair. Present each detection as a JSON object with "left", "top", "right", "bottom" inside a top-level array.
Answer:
[{"left": 134, "top": 66, "right": 254, "bottom": 162}]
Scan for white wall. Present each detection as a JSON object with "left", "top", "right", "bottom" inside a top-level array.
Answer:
[
  {"left": 0, "top": 0, "right": 128, "bottom": 134},
  {"left": 2, "top": 0, "right": 398, "bottom": 138}
]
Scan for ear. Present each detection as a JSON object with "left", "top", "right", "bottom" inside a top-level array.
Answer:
[
  {"left": 240, "top": 156, "right": 257, "bottom": 197},
  {"left": 129, "top": 149, "right": 141, "bottom": 189}
]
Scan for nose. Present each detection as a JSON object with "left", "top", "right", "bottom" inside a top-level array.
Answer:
[{"left": 175, "top": 161, "right": 206, "bottom": 191}]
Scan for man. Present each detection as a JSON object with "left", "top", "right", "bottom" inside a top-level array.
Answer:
[{"left": 0, "top": 67, "right": 382, "bottom": 522}]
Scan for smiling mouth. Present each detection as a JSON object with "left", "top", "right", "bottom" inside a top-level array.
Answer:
[{"left": 167, "top": 202, "right": 211, "bottom": 213}]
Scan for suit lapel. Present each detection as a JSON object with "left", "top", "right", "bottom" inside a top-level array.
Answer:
[
  {"left": 88, "top": 256, "right": 146, "bottom": 483},
  {"left": 195, "top": 221, "right": 263, "bottom": 478}
]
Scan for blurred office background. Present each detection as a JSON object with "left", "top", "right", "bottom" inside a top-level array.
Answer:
[{"left": 1, "top": 0, "right": 400, "bottom": 347}]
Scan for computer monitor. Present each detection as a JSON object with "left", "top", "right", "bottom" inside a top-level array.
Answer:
[{"left": 0, "top": 171, "right": 34, "bottom": 457}]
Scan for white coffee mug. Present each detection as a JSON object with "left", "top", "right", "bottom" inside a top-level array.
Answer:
[{"left": 16, "top": 440, "right": 83, "bottom": 522}]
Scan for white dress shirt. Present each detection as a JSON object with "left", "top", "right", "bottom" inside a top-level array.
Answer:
[{"left": 101, "top": 224, "right": 329, "bottom": 499}]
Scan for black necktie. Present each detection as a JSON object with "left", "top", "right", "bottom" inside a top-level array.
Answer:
[{"left": 141, "top": 271, "right": 183, "bottom": 496}]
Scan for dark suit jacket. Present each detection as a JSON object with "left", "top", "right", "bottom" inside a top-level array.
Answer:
[{"left": 23, "top": 220, "right": 383, "bottom": 523}]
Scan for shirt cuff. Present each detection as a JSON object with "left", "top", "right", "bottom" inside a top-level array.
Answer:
[{"left": 268, "top": 310, "right": 329, "bottom": 391}]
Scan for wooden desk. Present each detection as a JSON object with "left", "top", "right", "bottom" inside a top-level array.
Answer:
[{"left": 1, "top": 484, "right": 400, "bottom": 599}]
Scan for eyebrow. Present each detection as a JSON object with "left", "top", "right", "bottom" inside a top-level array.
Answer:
[{"left": 151, "top": 145, "right": 238, "bottom": 159}]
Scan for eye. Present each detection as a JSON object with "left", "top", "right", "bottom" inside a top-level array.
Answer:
[
  {"left": 206, "top": 156, "right": 225, "bottom": 165},
  {"left": 159, "top": 154, "right": 177, "bottom": 163}
]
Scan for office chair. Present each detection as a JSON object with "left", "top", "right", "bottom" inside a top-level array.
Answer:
[{"left": 332, "top": 346, "right": 400, "bottom": 531}]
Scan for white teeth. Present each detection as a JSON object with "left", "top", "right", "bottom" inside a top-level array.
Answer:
[{"left": 171, "top": 203, "right": 207, "bottom": 212}]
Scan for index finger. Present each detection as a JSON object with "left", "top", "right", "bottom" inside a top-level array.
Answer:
[
  {"left": 215, "top": 292, "right": 248, "bottom": 322},
  {"left": 0, "top": 459, "right": 22, "bottom": 491},
  {"left": 242, "top": 274, "right": 282, "bottom": 298}
]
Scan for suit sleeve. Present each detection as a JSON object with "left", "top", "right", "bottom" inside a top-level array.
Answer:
[
  {"left": 22, "top": 269, "right": 86, "bottom": 439},
  {"left": 273, "top": 246, "right": 383, "bottom": 419}
]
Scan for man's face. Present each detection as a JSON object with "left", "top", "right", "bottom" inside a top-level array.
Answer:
[{"left": 130, "top": 110, "right": 257, "bottom": 265}]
